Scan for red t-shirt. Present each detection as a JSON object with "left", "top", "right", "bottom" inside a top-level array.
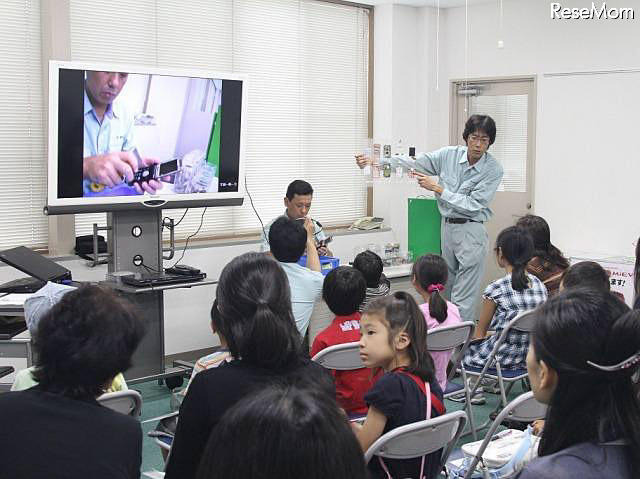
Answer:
[{"left": 310, "top": 312, "right": 378, "bottom": 415}]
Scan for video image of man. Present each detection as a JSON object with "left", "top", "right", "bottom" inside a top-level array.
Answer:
[{"left": 82, "top": 70, "right": 222, "bottom": 197}]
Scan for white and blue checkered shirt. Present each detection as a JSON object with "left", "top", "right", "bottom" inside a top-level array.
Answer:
[{"left": 463, "top": 273, "right": 547, "bottom": 370}]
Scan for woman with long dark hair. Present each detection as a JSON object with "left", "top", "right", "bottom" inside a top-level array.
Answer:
[
  {"left": 516, "top": 215, "right": 569, "bottom": 297},
  {"left": 520, "top": 289, "right": 640, "bottom": 478},
  {"left": 165, "top": 252, "right": 334, "bottom": 479}
]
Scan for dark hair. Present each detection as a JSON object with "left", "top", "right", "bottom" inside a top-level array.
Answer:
[
  {"left": 268, "top": 216, "right": 307, "bottom": 263},
  {"left": 495, "top": 226, "right": 534, "bottom": 291},
  {"left": 363, "top": 292, "right": 435, "bottom": 383},
  {"left": 515, "top": 215, "right": 569, "bottom": 270},
  {"left": 32, "top": 285, "right": 144, "bottom": 399},
  {"left": 323, "top": 266, "right": 366, "bottom": 316},
  {"left": 561, "top": 261, "right": 610, "bottom": 292},
  {"left": 531, "top": 289, "right": 640, "bottom": 474},
  {"left": 462, "top": 114, "right": 497, "bottom": 146},
  {"left": 353, "top": 250, "right": 384, "bottom": 288},
  {"left": 412, "top": 254, "right": 449, "bottom": 324},
  {"left": 212, "top": 252, "right": 303, "bottom": 370},
  {"left": 286, "top": 180, "right": 313, "bottom": 200},
  {"left": 196, "top": 384, "right": 367, "bottom": 479},
  {"left": 634, "top": 237, "right": 639, "bottom": 308}
]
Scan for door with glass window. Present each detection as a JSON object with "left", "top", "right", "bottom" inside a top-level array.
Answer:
[{"left": 450, "top": 78, "right": 536, "bottom": 316}]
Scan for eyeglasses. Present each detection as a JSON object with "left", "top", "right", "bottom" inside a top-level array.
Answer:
[{"left": 468, "top": 134, "right": 490, "bottom": 145}]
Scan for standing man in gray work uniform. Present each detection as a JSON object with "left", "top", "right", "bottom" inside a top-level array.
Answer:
[{"left": 356, "top": 115, "right": 503, "bottom": 323}]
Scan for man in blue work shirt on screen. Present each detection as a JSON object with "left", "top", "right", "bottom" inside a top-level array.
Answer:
[
  {"left": 83, "top": 70, "right": 162, "bottom": 197},
  {"left": 356, "top": 115, "right": 503, "bottom": 323}
]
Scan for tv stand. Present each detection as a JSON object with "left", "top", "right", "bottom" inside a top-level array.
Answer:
[{"left": 102, "top": 209, "right": 212, "bottom": 386}]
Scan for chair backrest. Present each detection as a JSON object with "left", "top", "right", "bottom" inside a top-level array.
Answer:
[
  {"left": 461, "top": 392, "right": 546, "bottom": 478},
  {"left": 428, "top": 321, "right": 475, "bottom": 382},
  {"left": 364, "top": 410, "right": 467, "bottom": 469},
  {"left": 427, "top": 321, "right": 475, "bottom": 352},
  {"left": 311, "top": 341, "right": 363, "bottom": 371},
  {"left": 473, "top": 310, "right": 535, "bottom": 374},
  {"left": 509, "top": 310, "right": 537, "bottom": 333},
  {"left": 98, "top": 389, "right": 143, "bottom": 417},
  {"left": 501, "top": 391, "right": 547, "bottom": 424}
]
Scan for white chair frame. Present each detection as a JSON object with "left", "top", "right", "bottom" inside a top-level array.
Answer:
[
  {"left": 365, "top": 410, "right": 468, "bottom": 477},
  {"left": 459, "top": 391, "right": 546, "bottom": 479},
  {"left": 97, "top": 389, "right": 142, "bottom": 417},
  {"left": 428, "top": 321, "right": 478, "bottom": 439}
]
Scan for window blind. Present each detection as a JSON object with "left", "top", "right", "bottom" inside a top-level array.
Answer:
[
  {"left": 0, "top": 0, "right": 48, "bottom": 250},
  {"left": 70, "top": 0, "right": 369, "bottom": 240},
  {"left": 470, "top": 94, "right": 528, "bottom": 193}
]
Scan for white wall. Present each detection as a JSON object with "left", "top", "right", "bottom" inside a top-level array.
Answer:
[
  {"left": 373, "top": 0, "right": 640, "bottom": 258},
  {"left": 433, "top": 0, "right": 640, "bottom": 257},
  {"left": 371, "top": 5, "right": 439, "bottom": 252}
]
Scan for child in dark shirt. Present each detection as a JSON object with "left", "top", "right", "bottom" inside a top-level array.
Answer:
[
  {"left": 352, "top": 292, "right": 445, "bottom": 479},
  {"left": 353, "top": 250, "right": 390, "bottom": 312},
  {"left": 311, "top": 266, "right": 376, "bottom": 416}
]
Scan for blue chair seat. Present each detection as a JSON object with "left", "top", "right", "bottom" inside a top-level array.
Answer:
[
  {"left": 444, "top": 381, "right": 464, "bottom": 396},
  {"left": 464, "top": 366, "right": 528, "bottom": 379}
]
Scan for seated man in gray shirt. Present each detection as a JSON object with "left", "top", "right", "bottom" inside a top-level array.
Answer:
[
  {"left": 261, "top": 179, "right": 331, "bottom": 256},
  {"left": 269, "top": 216, "right": 325, "bottom": 338}
]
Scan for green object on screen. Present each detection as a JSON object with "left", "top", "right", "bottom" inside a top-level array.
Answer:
[
  {"left": 408, "top": 197, "right": 441, "bottom": 260},
  {"left": 206, "top": 104, "right": 222, "bottom": 173}
]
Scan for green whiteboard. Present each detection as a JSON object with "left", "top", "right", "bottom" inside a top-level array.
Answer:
[{"left": 408, "top": 197, "right": 441, "bottom": 260}]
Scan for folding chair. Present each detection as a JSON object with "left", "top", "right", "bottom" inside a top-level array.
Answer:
[
  {"left": 97, "top": 389, "right": 142, "bottom": 417},
  {"left": 428, "top": 321, "right": 478, "bottom": 439},
  {"left": 311, "top": 341, "right": 363, "bottom": 370},
  {"left": 311, "top": 341, "right": 367, "bottom": 421},
  {"left": 365, "top": 410, "right": 467, "bottom": 477},
  {"left": 463, "top": 311, "right": 535, "bottom": 430},
  {"left": 146, "top": 411, "right": 178, "bottom": 464},
  {"left": 455, "top": 391, "right": 546, "bottom": 479}
]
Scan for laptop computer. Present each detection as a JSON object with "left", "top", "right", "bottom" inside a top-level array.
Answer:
[
  {"left": 120, "top": 271, "right": 206, "bottom": 288},
  {"left": 0, "top": 277, "right": 46, "bottom": 294},
  {"left": 0, "top": 321, "right": 27, "bottom": 340},
  {"left": 0, "top": 246, "right": 72, "bottom": 283}
]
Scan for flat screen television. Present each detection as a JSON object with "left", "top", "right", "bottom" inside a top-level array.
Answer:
[{"left": 45, "top": 61, "right": 246, "bottom": 215}]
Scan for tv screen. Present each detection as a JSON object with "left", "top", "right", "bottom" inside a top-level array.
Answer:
[{"left": 46, "top": 61, "right": 246, "bottom": 214}]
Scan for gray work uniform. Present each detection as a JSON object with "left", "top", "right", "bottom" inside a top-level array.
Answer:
[{"left": 387, "top": 146, "right": 503, "bottom": 322}]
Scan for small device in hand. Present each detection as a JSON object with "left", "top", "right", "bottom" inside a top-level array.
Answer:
[
  {"left": 165, "top": 264, "right": 201, "bottom": 276},
  {"left": 128, "top": 158, "right": 182, "bottom": 186},
  {"left": 317, "top": 236, "right": 333, "bottom": 248}
]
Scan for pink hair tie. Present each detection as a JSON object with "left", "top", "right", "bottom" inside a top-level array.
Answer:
[{"left": 427, "top": 284, "right": 444, "bottom": 293}]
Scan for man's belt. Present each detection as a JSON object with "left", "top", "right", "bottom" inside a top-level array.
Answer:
[{"left": 444, "top": 217, "right": 482, "bottom": 224}]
